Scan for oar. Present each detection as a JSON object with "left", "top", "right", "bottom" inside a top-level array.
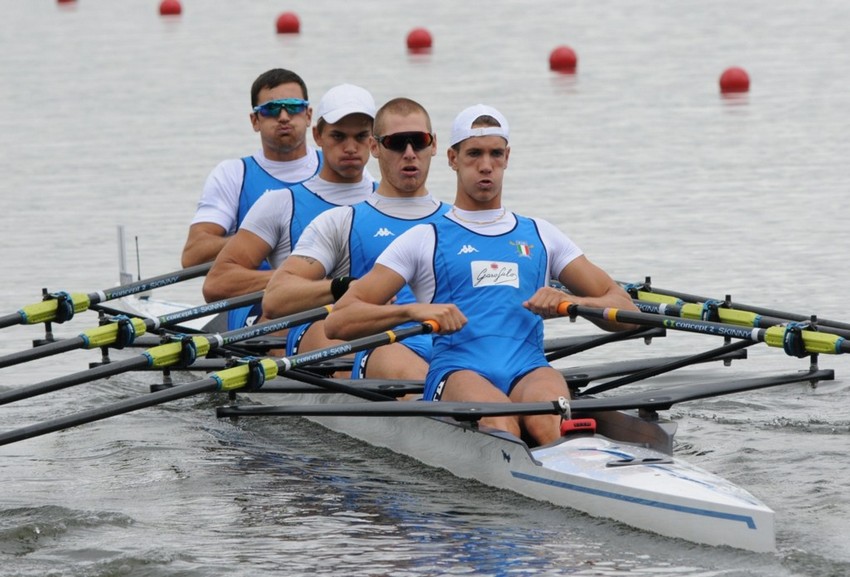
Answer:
[
  {"left": 0, "top": 321, "right": 437, "bottom": 446},
  {"left": 621, "top": 278, "right": 850, "bottom": 333},
  {"left": 631, "top": 296, "right": 850, "bottom": 340},
  {"left": 0, "top": 292, "right": 263, "bottom": 369},
  {"left": 579, "top": 339, "right": 753, "bottom": 396},
  {"left": 216, "top": 367, "right": 834, "bottom": 419},
  {"left": 250, "top": 346, "right": 749, "bottom": 399},
  {"left": 630, "top": 295, "right": 850, "bottom": 343},
  {"left": 0, "top": 262, "right": 213, "bottom": 330},
  {"left": 545, "top": 326, "right": 662, "bottom": 362},
  {"left": 556, "top": 302, "right": 850, "bottom": 356},
  {"left": 0, "top": 306, "right": 332, "bottom": 406}
]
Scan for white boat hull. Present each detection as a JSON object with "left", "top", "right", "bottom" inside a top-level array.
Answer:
[{"left": 247, "top": 389, "right": 775, "bottom": 552}]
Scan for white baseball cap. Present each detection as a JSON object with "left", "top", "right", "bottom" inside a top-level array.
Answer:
[
  {"left": 316, "top": 83, "right": 377, "bottom": 124},
  {"left": 449, "top": 104, "right": 510, "bottom": 146}
]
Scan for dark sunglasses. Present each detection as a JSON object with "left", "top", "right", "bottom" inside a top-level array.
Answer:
[
  {"left": 253, "top": 98, "right": 310, "bottom": 117},
  {"left": 374, "top": 131, "right": 434, "bottom": 152}
]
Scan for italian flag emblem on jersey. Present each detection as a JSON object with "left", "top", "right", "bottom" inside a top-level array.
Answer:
[{"left": 511, "top": 240, "right": 533, "bottom": 258}]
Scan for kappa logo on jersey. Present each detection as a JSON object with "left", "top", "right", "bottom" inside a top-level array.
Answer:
[
  {"left": 510, "top": 240, "right": 534, "bottom": 258},
  {"left": 373, "top": 227, "right": 395, "bottom": 238},
  {"left": 457, "top": 244, "right": 479, "bottom": 255},
  {"left": 470, "top": 260, "right": 519, "bottom": 288}
]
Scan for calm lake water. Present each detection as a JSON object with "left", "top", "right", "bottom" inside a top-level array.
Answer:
[{"left": 1, "top": 1, "right": 849, "bottom": 575}]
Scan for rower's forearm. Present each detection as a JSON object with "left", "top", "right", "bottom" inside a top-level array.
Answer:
[
  {"left": 324, "top": 303, "right": 413, "bottom": 341},
  {"left": 181, "top": 236, "right": 228, "bottom": 268},
  {"left": 262, "top": 278, "right": 334, "bottom": 319},
  {"left": 202, "top": 267, "right": 272, "bottom": 303}
]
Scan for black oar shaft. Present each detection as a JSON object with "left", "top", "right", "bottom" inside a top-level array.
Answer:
[
  {"left": 0, "top": 357, "right": 150, "bottom": 405},
  {"left": 218, "top": 369, "right": 834, "bottom": 420},
  {"left": 545, "top": 326, "right": 660, "bottom": 362},
  {"left": 634, "top": 298, "right": 850, "bottom": 340},
  {"left": 146, "top": 290, "right": 262, "bottom": 328},
  {"left": 0, "top": 380, "right": 217, "bottom": 446},
  {"left": 0, "top": 322, "right": 436, "bottom": 446},
  {"left": 559, "top": 302, "right": 850, "bottom": 355},
  {"left": 0, "top": 337, "right": 85, "bottom": 369},
  {"left": 97, "top": 262, "right": 212, "bottom": 302},
  {"left": 580, "top": 339, "right": 754, "bottom": 396},
  {"left": 0, "top": 292, "right": 264, "bottom": 370},
  {"left": 218, "top": 306, "right": 330, "bottom": 347},
  {"left": 1, "top": 262, "right": 213, "bottom": 329},
  {"left": 629, "top": 282, "right": 850, "bottom": 332},
  {"left": 0, "top": 306, "right": 332, "bottom": 406},
  {"left": 284, "top": 369, "right": 394, "bottom": 402}
]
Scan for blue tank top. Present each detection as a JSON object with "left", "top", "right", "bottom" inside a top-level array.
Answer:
[
  {"left": 426, "top": 214, "right": 550, "bottom": 392},
  {"left": 236, "top": 151, "right": 323, "bottom": 226},
  {"left": 228, "top": 159, "right": 345, "bottom": 332},
  {"left": 348, "top": 201, "right": 450, "bottom": 306}
]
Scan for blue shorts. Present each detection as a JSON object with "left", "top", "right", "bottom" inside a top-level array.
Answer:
[
  {"left": 226, "top": 303, "right": 262, "bottom": 331},
  {"left": 350, "top": 333, "right": 433, "bottom": 379},
  {"left": 285, "top": 321, "right": 312, "bottom": 356},
  {"left": 423, "top": 346, "right": 549, "bottom": 400}
]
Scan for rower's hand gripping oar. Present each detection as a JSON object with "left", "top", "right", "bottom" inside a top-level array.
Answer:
[
  {"left": 555, "top": 301, "right": 849, "bottom": 357},
  {"left": 0, "top": 262, "right": 212, "bottom": 330},
  {"left": 0, "top": 320, "right": 438, "bottom": 446},
  {"left": 0, "top": 306, "right": 333, "bottom": 406},
  {"left": 0, "top": 291, "right": 264, "bottom": 370}
]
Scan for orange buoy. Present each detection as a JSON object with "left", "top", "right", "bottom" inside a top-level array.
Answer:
[
  {"left": 719, "top": 67, "right": 750, "bottom": 93},
  {"left": 549, "top": 45, "right": 578, "bottom": 73},
  {"left": 159, "top": 0, "right": 182, "bottom": 16},
  {"left": 276, "top": 12, "right": 300, "bottom": 34},
  {"left": 406, "top": 27, "right": 432, "bottom": 52}
]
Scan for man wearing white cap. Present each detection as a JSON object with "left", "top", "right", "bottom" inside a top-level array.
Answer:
[
  {"left": 261, "top": 97, "right": 449, "bottom": 380},
  {"left": 325, "top": 104, "right": 637, "bottom": 443},
  {"left": 203, "top": 83, "right": 378, "bottom": 329}
]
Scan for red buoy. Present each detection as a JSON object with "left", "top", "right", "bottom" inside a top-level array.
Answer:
[
  {"left": 276, "top": 12, "right": 300, "bottom": 34},
  {"left": 719, "top": 67, "right": 750, "bottom": 93},
  {"left": 159, "top": 0, "right": 182, "bottom": 16},
  {"left": 406, "top": 28, "right": 432, "bottom": 53},
  {"left": 549, "top": 45, "right": 578, "bottom": 73},
  {"left": 57, "top": 0, "right": 76, "bottom": 4}
]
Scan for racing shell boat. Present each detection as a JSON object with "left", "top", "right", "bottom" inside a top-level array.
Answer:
[{"left": 224, "top": 364, "right": 832, "bottom": 553}]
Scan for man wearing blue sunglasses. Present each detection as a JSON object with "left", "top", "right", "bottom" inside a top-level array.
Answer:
[
  {"left": 181, "top": 68, "right": 322, "bottom": 269},
  {"left": 202, "top": 83, "right": 378, "bottom": 330}
]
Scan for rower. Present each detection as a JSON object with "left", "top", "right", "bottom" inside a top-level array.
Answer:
[{"left": 324, "top": 104, "right": 638, "bottom": 446}]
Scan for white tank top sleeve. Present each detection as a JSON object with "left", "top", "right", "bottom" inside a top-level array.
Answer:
[
  {"left": 290, "top": 207, "right": 355, "bottom": 278},
  {"left": 533, "top": 217, "right": 584, "bottom": 280},
  {"left": 376, "top": 224, "right": 438, "bottom": 303},
  {"left": 189, "top": 159, "right": 245, "bottom": 233},
  {"left": 238, "top": 189, "right": 295, "bottom": 269}
]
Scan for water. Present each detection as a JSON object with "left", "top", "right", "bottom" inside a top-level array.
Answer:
[{"left": 1, "top": 0, "right": 849, "bottom": 575}]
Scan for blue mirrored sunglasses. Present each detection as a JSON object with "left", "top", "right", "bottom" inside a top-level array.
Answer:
[{"left": 253, "top": 98, "right": 309, "bottom": 117}]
